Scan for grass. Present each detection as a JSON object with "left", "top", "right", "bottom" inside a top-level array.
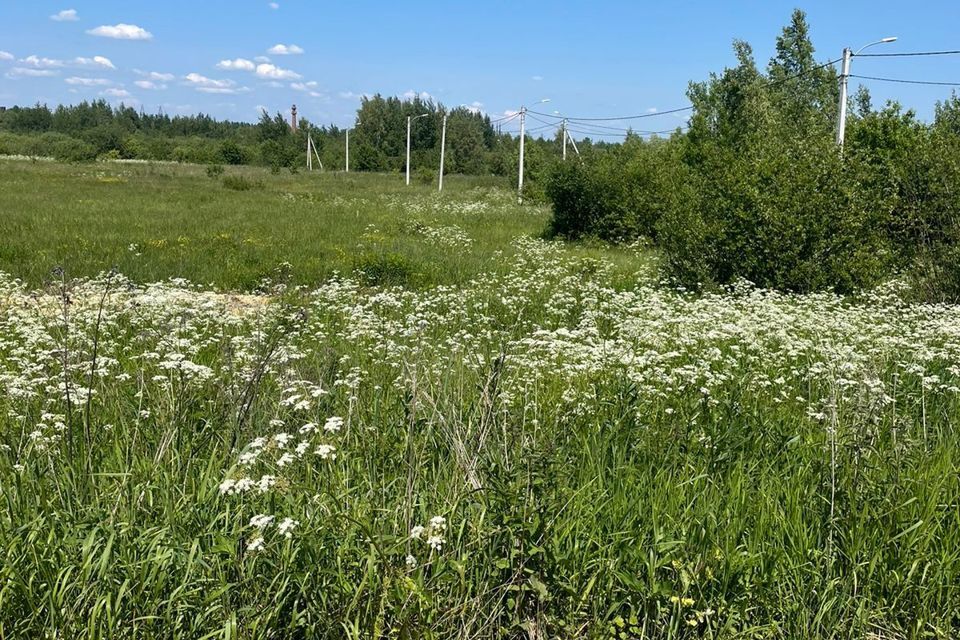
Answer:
[
  {"left": 0, "top": 158, "right": 647, "bottom": 290},
  {"left": 1, "top": 159, "right": 959, "bottom": 638}
]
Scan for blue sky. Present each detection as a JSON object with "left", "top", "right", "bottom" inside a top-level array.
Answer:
[{"left": 1, "top": 1, "right": 958, "bottom": 136}]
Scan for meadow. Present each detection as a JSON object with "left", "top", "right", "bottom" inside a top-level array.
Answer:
[{"left": 1, "top": 159, "right": 959, "bottom": 638}]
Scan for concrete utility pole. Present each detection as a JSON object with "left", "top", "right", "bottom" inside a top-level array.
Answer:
[
  {"left": 517, "top": 98, "right": 549, "bottom": 204},
  {"left": 438, "top": 114, "right": 447, "bottom": 192},
  {"left": 836, "top": 37, "right": 897, "bottom": 147},
  {"left": 562, "top": 118, "right": 568, "bottom": 161},
  {"left": 346, "top": 120, "right": 359, "bottom": 172},
  {"left": 406, "top": 113, "right": 429, "bottom": 186}
]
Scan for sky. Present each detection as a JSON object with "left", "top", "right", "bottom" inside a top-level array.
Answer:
[{"left": 1, "top": 1, "right": 958, "bottom": 138}]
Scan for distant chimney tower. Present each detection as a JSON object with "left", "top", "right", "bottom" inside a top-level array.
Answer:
[{"left": 290, "top": 104, "right": 298, "bottom": 132}]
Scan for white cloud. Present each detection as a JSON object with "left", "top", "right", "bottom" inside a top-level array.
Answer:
[
  {"left": 136, "top": 70, "right": 174, "bottom": 81},
  {"left": 21, "top": 55, "right": 64, "bottom": 68},
  {"left": 65, "top": 77, "right": 111, "bottom": 86},
  {"left": 531, "top": 75, "right": 543, "bottom": 81},
  {"left": 8, "top": 67, "right": 59, "bottom": 77},
  {"left": 217, "top": 58, "right": 255, "bottom": 71},
  {"left": 87, "top": 24, "right": 153, "bottom": 40},
  {"left": 0, "top": 51, "right": 13, "bottom": 61},
  {"left": 21, "top": 55, "right": 114, "bottom": 70},
  {"left": 102, "top": 88, "right": 131, "bottom": 97},
  {"left": 646, "top": 107, "right": 658, "bottom": 113},
  {"left": 268, "top": 2, "right": 280, "bottom": 8},
  {"left": 254, "top": 55, "right": 271, "bottom": 63},
  {"left": 184, "top": 73, "right": 249, "bottom": 94},
  {"left": 464, "top": 101, "right": 484, "bottom": 114},
  {"left": 51, "top": 9, "right": 79, "bottom": 21},
  {"left": 290, "top": 80, "right": 318, "bottom": 91},
  {"left": 403, "top": 90, "right": 434, "bottom": 102},
  {"left": 134, "top": 79, "right": 165, "bottom": 90},
  {"left": 338, "top": 91, "right": 370, "bottom": 100},
  {"left": 184, "top": 72, "right": 234, "bottom": 89},
  {"left": 255, "top": 63, "right": 300, "bottom": 80},
  {"left": 198, "top": 86, "right": 248, "bottom": 94},
  {"left": 267, "top": 44, "right": 303, "bottom": 55},
  {"left": 75, "top": 56, "right": 115, "bottom": 69}
]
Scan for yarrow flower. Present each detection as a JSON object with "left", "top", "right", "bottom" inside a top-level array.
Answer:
[
  {"left": 250, "top": 514, "right": 275, "bottom": 529},
  {"left": 277, "top": 517, "right": 299, "bottom": 538},
  {"left": 315, "top": 443, "right": 337, "bottom": 459},
  {"left": 324, "top": 416, "right": 344, "bottom": 433}
]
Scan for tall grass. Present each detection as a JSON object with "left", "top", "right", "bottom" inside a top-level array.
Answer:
[{"left": 0, "top": 161, "right": 958, "bottom": 638}]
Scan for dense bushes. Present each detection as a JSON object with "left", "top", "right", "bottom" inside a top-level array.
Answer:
[{"left": 545, "top": 10, "right": 960, "bottom": 300}]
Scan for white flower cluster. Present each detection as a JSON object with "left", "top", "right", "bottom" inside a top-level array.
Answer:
[{"left": 410, "top": 515, "right": 447, "bottom": 554}]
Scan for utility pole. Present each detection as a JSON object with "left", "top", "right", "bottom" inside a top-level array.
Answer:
[
  {"left": 517, "top": 99, "right": 549, "bottom": 204},
  {"left": 562, "top": 118, "right": 567, "bottom": 161},
  {"left": 406, "top": 115, "right": 412, "bottom": 185},
  {"left": 517, "top": 106, "right": 526, "bottom": 203},
  {"left": 438, "top": 114, "right": 447, "bottom": 192},
  {"left": 835, "top": 47, "right": 852, "bottom": 147},
  {"left": 836, "top": 37, "right": 898, "bottom": 148},
  {"left": 345, "top": 128, "right": 350, "bottom": 172},
  {"left": 406, "top": 113, "right": 429, "bottom": 186},
  {"left": 306, "top": 122, "right": 311, "bottom": 170}
]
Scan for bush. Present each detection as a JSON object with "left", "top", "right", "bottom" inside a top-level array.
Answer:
[
  {"left": 352, "top": 251, "right": 418, "bottom": 287},
  {"left": 416, "top": 167, "right": 435, "bottom": 185},
  {"left": 51, "top": 136, "right": 98, "bottom": 163},
  {"left": 206, "top": 164, "right": 225, "bottom": 178},
  {"left": 219, "top": 139, "right": 248, "bottom": 165},
  {"left": 222, "top": 175, "right": 263, "bottom": 191},
  {"left": 545, "top": 141, "right": 685, "bottom": 242}
]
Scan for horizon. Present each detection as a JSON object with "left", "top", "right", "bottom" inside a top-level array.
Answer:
[{"left": 1, "top": 1, "right": 959, "bottom": 139}]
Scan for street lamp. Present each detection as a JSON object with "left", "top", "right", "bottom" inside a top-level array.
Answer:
[
  {"left": 346, "top": 119, "right": 360, "bottom": 172},
  {"left": 836, "top": 36, "right": 898, "bottom": 146},
  {"left": 406, "top": 113, "right": 429, "bottom": 185},
  {"left": 518, "top": 98, "right": 550, "bottom": 203}
]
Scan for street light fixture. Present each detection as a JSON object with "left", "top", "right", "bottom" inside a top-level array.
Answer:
[
  {"left": 836, "top": 36, "right": 898, "bottom": 146},
  {"left": 406, "top": 113, "right": 430, "bottom": 185},
  {"left": 518, "top": 98, "right": 550, "bottom": 203}
]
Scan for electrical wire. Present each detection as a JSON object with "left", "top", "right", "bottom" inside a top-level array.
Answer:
[
  {"left": 850, "top": 74, "right": 960, "bottom": 87},
  {"left": 525, "top": 56, "right": 842, "bottom": 125},
  {"left": 857, "top": 49, "right": 960, "bottom": 58}
]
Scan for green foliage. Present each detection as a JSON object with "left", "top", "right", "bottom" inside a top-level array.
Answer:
[
  {"left": 545, "top": 9, "right": 960, "bottom": 298},
  {"left": 415, "top": 166, "right": 435, "bottom": 185},
  {"left": 206, "top": 163, "right": 225, "bottom": 178},
  {"left": 352, "top": 251, "right": 419, "bottom": 286},
  {"left": 222, "top": 175, "right": 264, "bottom": 191},
  {"left": 545, "top": 140, "right": 688, "bottom": 242},
  {"left": 51, "top": 136, "right": 98, "bottom": 163},
  {"left": 218, "top": 139, "right": 248, "bottom": 165}
]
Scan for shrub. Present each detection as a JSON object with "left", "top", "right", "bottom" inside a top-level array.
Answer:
[
  {"left": 51, "top": 136, "right": 98, "bottom": 163},
  {"left": 545, "top": 141, "right": 685, "bottom": 242},
  {"left": 352, "top": 251, "right": 418, "bottom": 287},
  {"left": 416, "top": 167, "right": 435, "bottom": 185},
  {"left": 222, "top": 175, "right": 263, "bottom": 191},
  {"left": 206, "top": 164, "right": 225, "bottom": 178},
  {"left": 219, "top": 139, "right": 248, "bottom": 165}
]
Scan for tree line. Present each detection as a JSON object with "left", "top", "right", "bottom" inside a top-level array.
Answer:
[{"left": 0, "top": 94, "right": 593, "bottom": 179}]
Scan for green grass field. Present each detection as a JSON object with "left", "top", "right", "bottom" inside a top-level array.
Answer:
[
  {"left": 0, "top": 158, "right": 645, "bottom": 290},
  {"left": 1, "top": 159, "right": 959, "bottom": 638}
]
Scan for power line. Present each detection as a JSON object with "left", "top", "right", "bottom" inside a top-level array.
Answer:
[
  {"left": 851, "top": 74, "right": 960, "bottom": 87},
  {"left": 529, "top": 104, "right": 693, "bottom": 122},
  {"left": 526, "top": 56, "right": 842, "bottom": 125},
  {"left": 857, "top": 49, "right": 960, "bottom": 58}
]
